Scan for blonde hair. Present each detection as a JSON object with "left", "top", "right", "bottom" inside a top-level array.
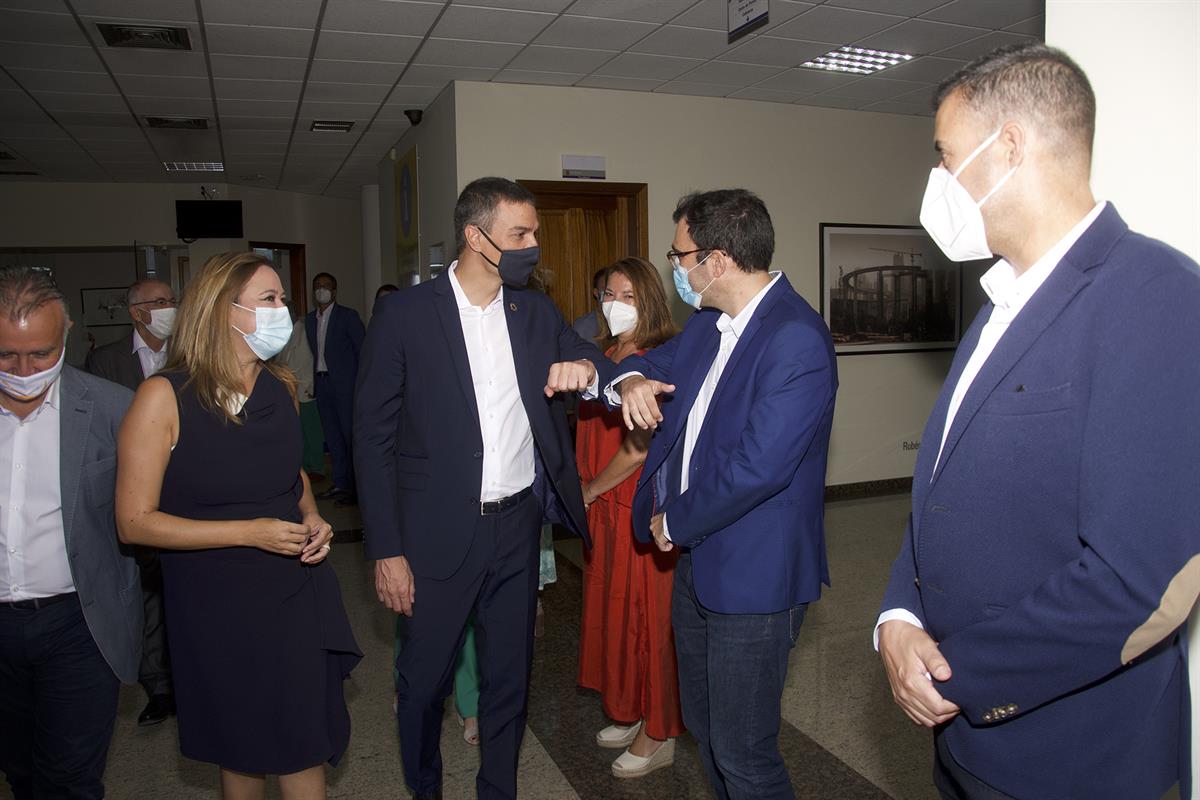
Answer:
[{"left": 166, "top": 251, "right": 295, "bottom": 423}]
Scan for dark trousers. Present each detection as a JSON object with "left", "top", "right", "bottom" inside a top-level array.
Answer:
[
  {"left": 314, "top": 373, "right": 355, "bottom": 493},
  {"left": 933, "top": 732, "right": 1018, "bottom": 800},
  {"left": 395, "top": 492, "right": 541, "bottom": 800},
  {"left": 0, "top": 594, "right": 120, "bottom": 800},
  {"left": 134, "top": 547, "right": 171, "bottom": 698},
  {"left": 672, "top": 552, "right": 806, "bottom": 800}
]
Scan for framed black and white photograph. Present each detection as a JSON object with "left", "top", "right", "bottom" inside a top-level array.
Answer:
[
  {"left": 80, "top": 286, "right": 130, "bottom": 327},
  {"left": 820, "top": 223, "right": 961, "bottom": 355}
]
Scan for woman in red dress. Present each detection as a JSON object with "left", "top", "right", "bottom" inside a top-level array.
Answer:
[{"left": 577, "top": 257, "right": 683, "bottom": 778}]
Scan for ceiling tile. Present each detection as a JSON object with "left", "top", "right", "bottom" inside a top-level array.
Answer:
[
  {"left": 0, "top": 10, "right": 89, "bottom": 47},
  {"left": 322, "top": 0, "right": 442, "bottom": 36},
  {"left": 0, "top": 42, "right": 103, "bottom": 73},
  {"left": 300, "top": 100, "right": 384, "bottom": 120},
  {"left": 303, "top": 80, "right": 392, "bottom": 104},
  {"left": 933, "top": 30, "right": 1037, "bottom": 61},
  {"left": 877, "top": 55, "right": 966, "bottom": 84},
  {"left": 35, "top": 91, "right": 128, "bottom": 113},
  {"left": 860, "top": 98, "right": 932, "bottom": 116},
  {"left": 214, "top": 78, "right": 303, "bottom": 102},
  {"left": 820, "top": 76, "right": 929, "bottom": 101},
  {"left": 593, "top": 52, "right": 703, "bottom": 81},
  {"left": 127, "top": 97, "right": 215, "bottom": 117},
  {"left": 574, "top": 75, "right": 664, "bottom": 91},
  {"left": 202, "top": 0, "right": 322, "bottom": 27},
  {"left": 727, "top": 86, "right": 815, "bottom": 103},
  {"left": 920, "top": 0, "right": 1042, "bottom": 30},
  {"left": 717, "top": 36, "right": 837, "bottom": 67},
  {"left": 0, "top": 91, "right": 49, "bottom": 123},
  {"left": 449, "top": 0, "right": 573, "bottom": 11},
  {"left": 1005, "top": 15, "right": 1044, "bottom": 37},
  {"left": 678, "top": 60, "right": 783, "bottom": 87},
  {"left": 102, "top": 49, "right": 209, "bottom": 78},
  {"left": 120, "top": 74, "right": 211, "bottom": 98},
  {"left": 315, "top": 31, "right": 422, "bottom": 63},
  {"left": 433, "top": 6, "right": 554, "bottom": 44},
  {"left": 629, "top": 25, "right": 732, "bottom": 59},
  {"left": 854, "top": 19, "right": 989, "bottom": 53},
  {"left": 6, "top": 69, "right": 116, "bottom": 95},
  {"left": 223, "top": 129, "right": 292, "bottom": 143},
  {"left": 58, "top": 122, "right": 142, "bottom": 138},
  {"left": 507, "top": 45, "right": 617, "bottom": 74},
  {"left": 205, "top": 24, "right": 315, "bottom": 58},
  {"left": 415, "top": 38, "right": 523, "bottom": 68},
  {"left": 0, "top": 129, "right": 76, "bottom": 143},
  {"left": 565, "top": 0, "right": 696, "bottom": 24},
  {"left": 536, "top": 16, "right": 658, "bottom": 50},
  {"left": 72, "top": 0, "right": 197, "bottom": 22},
  {"left": 823, "top": 0, "right": 947, "bottom": 16},
  {"left": 755, "top": 67, "right": 859, "bottom": 92},
  {"left": 672, "top": 0, "right": 812, "bottom": 33},
  {"left": 795, "top": 94, "right": 868, "bottom": 110},
  {"left": 378, "top": 84, "right": 443, "bottom": 105},
  {"left": 217, "top": 97, "right": 298, "bottom": 117},
  {"left": 210, "top": 54, "right": 308, "bottom": 81},
  {"left": 654, "top": 81, "right": 730, "bottom": 98},
  {"left": 398, "top": 64, "right": 496, "bottom": 84},
  {"left": 309, "top": 59, "right": 404, "bottom": 84},
  {"left": 490, "top": 69, "right": 582, "bottom": 86},
  {"left": 769, "top": 6, "right": 904, "bottom": 43}
]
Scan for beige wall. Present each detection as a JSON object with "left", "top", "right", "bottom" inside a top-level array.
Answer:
[
  {"left": 0, "top": 181, "right": 365, "bottom": 315},
  {"left": 452, "top": 80, "right": 949, "bottom": 485}
]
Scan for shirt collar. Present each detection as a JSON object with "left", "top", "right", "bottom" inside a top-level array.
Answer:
[
  {"left": 448, "top": 260, "right": 503, "bottom": 312},
  {"left": 980, "top": 201, "right": 1106, "bottom": 312},
  {"left": 132, "top": 328, "right": 151, "bottom": 354},
  {"left": 717, "top": 271, "right": 782, "bottom": 339}
]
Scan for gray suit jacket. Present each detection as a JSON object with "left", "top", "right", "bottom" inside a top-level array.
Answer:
[
  {"left": 60, "top": 366, "right": 142, "bottom": 683},
  {"left": 85, "top": 332, "right": 144, "bottom": 393}
]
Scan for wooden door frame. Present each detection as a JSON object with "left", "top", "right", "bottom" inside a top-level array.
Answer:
[
  {"left": 249, "top": 240, "right": 308, "bottom": 315},
  {"left": 518, "top": 180, "right": 649, "bottom": 259}
]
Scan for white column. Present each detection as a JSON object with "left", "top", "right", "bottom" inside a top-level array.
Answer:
[
  {"left": 360, "top": 183, "right": 382, "bottom": 317},
  {"left": 1047, "top": 1, "right": 1200, "bottom": 791}
]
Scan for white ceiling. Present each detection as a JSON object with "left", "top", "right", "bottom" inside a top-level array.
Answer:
[{"left": 0, "top": 0, "right": 1042, "bottom": 198}]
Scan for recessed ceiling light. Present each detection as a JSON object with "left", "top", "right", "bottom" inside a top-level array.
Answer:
[
  {"left": 97, "top": 23, "right": 192, "bottom": 51},
  {"left": 310, "top": 120, "right": 355, "bottom": 133},
  {"left": 801, "top": 46, "right": 915, "bottom": 75},
  {"left": 163, "top": 161, "right": 224, "bottom": 172}
]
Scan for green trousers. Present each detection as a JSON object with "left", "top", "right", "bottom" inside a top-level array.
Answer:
[{"left": 299, "top": 400, "right": 325, "bottom": 475}]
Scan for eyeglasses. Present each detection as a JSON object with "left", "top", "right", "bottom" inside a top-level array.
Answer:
[
  {"left": 130, "top": 298, "right": 177, "bottom": 309},
  {"left": 666, "top": 248, "right": 709, "bottom": 270}
]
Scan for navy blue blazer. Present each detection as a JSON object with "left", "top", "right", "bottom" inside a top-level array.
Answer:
[
  {"left": 305, "top": 303, "right": 364, "bottom": 396},
  {"left": 353, "top": 273, "right": 613, "bottom": 579},
  {"left": 880, "top": 205, "right": 1199, "bottom": 799},
  {"left": 620, "top": 274, "right": 837, "bottom": 615}
]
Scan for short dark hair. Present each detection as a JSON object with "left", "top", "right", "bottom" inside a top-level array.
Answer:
[
  {"left": 312, "top": 272, "right": 337, "bottom": 289},
  {"left": 0, "top": 266, "right": 67, "bottom": 323},
  {"left": 375, "top": 283, "right": 399, "bottom": 298},
  {"left": 453, "top": 177, "right": 536, "bottom": 254},
  {"left": 591, "top": 267, "right": 609, "bottom": 292},
  {"left": 672, "top": 189, "right": 774, "bottom": 272},
  {"left": 935, "top": 43, "right": 1095, "bottom": 162}
]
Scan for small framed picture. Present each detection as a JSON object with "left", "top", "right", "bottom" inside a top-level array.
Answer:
[{"left": 80, "top": 287, "right": 130, "bottom": 327}]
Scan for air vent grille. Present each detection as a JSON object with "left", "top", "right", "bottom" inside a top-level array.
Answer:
[
  {"left": 97, "top": 24, "right": 192, "bottom": 51},
  {"left": 0, "top": 170, "right": 40, "bottom": 176},
  {"left": 146, "top": 116, "right": 208, "bottom": 130},
  {"left": 310, "top": 120, "right": 355, "bottom": 133},
  {"left": 0, "top": 152, "right": 15, "bottom": 161}
]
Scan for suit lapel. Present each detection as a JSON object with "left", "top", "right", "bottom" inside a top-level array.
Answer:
[
  {"left": 58, "top": 370, "right": 92, "bottom": 549},
  {"left": 432, "top": 273, "right": 482, "bottom": 430},
  {"left": 502, "top": 286, "right": 539, "bottom": 417}
]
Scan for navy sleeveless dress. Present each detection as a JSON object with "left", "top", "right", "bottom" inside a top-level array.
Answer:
[{"left": 157, "top": 368, "right": 362, "bottom": 775}]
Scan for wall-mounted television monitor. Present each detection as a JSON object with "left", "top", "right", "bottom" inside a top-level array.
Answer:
[{"left": 176, "top": 200, "right": 243, "bottom": 239}]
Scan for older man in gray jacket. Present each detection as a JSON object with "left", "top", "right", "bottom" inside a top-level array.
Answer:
[{"left": 0, "top": 266, "right": 141, "bottom": 800}]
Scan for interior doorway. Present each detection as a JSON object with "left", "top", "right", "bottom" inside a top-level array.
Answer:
[
  {"left": 249, "top": 241, "right": 308, "bottom": 315},
  {"left": 519, "top": 180, "right": 648, "bottom": 323}
]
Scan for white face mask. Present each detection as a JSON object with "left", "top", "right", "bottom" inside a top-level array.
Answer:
[
  {"left": 232, "top": 303, "right": 293, "bottom": 360},
  {"left": 314, "top": 288, "right": 333, "bottom": 306},
  {"left": 602, "top": 300, "right": 638, "bottom": 337},
  {"left": 145, "top": 307, "right": 176, "bottom": 339},
  {"left": 919, "top": 128, "right": 1017, "bottom": 262},
  {"left": 0, "top": 346, "right": 65, "bottom": 402}
]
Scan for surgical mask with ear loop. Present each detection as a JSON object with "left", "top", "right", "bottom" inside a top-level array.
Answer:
[
  {"left": 0, "top": 346, "right": 65, "bottom": 402},
  {"left": 919, "top": 128, "right": 1018, "bottom": 262},
  {"left": 672, "top": 252, "right": 718, "bottom": 310}
]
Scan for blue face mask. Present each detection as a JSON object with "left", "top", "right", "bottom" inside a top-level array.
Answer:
[
  {"left": 232, "top": 303, "right": 292, "bottom": 360},
  {"left": 672, "top": 252, "right": 715, "bottom": 309}
]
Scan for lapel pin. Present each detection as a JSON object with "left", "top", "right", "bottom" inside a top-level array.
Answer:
[{"left": 509, "top": 302, "right": 517, "bottom": 311}]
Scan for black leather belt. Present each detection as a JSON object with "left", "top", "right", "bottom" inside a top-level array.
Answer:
[
  {"left": 0, "top": 592, "right": 76, "bottom": 611},
  {"left": 481, "top": 486, "right": 533, "bottom": 515}
]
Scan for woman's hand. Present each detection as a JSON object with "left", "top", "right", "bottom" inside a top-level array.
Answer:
[
  {"left": 581, "top": 480, "right": 597, "bottom": 510},
  {"left": 300, "top": 514, "right": 334, "bottom": 564},
  {"left": 245, "top": 518, "right": 311, "bottom": 556}
]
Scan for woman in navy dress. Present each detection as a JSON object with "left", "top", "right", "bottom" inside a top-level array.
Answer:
[{"left": 116, "top": 252, "right": 361, "bottom": 799}]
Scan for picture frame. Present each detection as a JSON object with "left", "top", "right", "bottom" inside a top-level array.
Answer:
[
  {"left": 819, "top": 223, "right": 962, "bottom": 355},
  {"left": 80, "top": 286, "right": 130, "bottom": 327}
]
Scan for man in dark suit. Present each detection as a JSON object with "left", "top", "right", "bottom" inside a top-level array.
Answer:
[
  {"left": 306, "top": 271, "right": 364, "bottom": 506},
  {"left": 612, "top": 189, "right": 837, "bottom": 799},
  {"left": 84, "top": 277, "right": 176, "bottom": 726},
  {"left": 355, "top": 177, "right": 611, "bottom": 800},
  {"left": 877, "top": 44, "right": 1199, "bottom": 800},
  {"left": 0, "top": 266, "right": 142, "bottom": 799}
]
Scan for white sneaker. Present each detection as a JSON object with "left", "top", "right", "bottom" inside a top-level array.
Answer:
[
  {"left": 612, "top": 738, "right": 675, "bottom": 778},
  {"left": 595, "top": 721, "right": 641, "bottom": 749}
]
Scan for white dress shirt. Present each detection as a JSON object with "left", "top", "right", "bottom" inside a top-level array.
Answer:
[
  {"left": 315, "top": 305, "right": 331, "bottom": 373},
  {"left": 132, "top": 328, "right": 168, "bottom": 379},
  {"left": 448, "top": 262, "right": 535, "bottom": 502},
  {"left": 0, "top": 377, "right": 74, "bottom": 601},
  {"left": 874, "top": 201, "right": 1107, "bottom": 648}
]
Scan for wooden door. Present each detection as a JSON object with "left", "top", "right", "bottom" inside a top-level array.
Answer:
[{"left": 520, "top": 181, "right": 648, "bottom": 322}]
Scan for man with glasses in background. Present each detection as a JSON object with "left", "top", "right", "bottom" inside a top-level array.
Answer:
[{"left": 85, "top": 277, "right": 177, "bottom": 727}]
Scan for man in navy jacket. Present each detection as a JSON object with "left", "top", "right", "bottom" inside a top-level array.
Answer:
[
  {"left": 877, "top": 44, "right": 1199, "bottom": 800},
  {"left": 613, "top": 189, "right": 837, "bottom": 799}
]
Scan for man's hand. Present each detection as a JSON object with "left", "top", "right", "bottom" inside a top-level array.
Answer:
[
  {"left": 878, "top": 620, "right": 960, "bottom": 727},
  {"left": 650, "top": 512, "right": 673, "bottom": 552},
  {"left": 545, "top": 359, "right": 596, "bottom": 397},
  {"left": 618, "top": 375, "right": 675, "bottom": 430},
  {"left": 376, "top": 555, "right": 415, "bottom": 617}
]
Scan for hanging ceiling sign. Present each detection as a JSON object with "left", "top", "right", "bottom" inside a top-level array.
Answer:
[{"left": 728, "top": 0, "right": 768, "bottom": 44}]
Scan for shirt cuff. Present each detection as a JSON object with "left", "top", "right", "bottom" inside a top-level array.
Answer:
[
  {"left": 603, "top": 370, "right": 644, "bottom": 406},
  {"left": 580, "top": 367, "right": 601, "bottom": 400},
  {"left": 662, "top": 513, "right": 672, "bottom": 542},
  {"left": 873, "top": 608, "right": 925, "bottom": 652}
]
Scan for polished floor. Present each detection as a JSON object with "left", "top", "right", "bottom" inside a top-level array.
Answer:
[{"left": 4, "top": 493, "right": 1183, "bottom": 799}]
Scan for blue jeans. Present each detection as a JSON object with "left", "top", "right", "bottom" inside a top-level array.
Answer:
[{"left": 672, "top": 552, "right": 806, "bottom": 800}]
